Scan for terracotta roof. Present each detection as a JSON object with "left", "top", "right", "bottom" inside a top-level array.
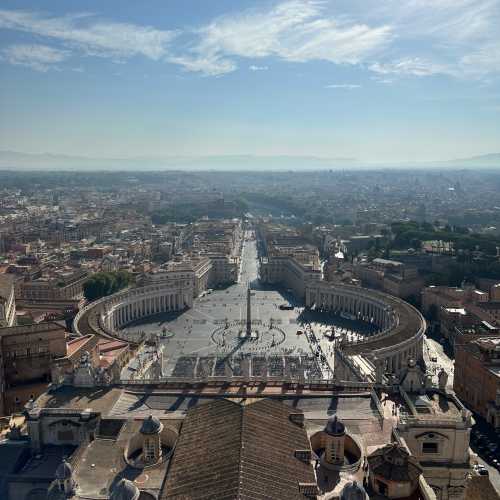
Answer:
[
  {"left": 162, "top": 398, "right": 317, "bottom": 500},
  {"left": 99, "top": 346, "right": 127, "bottom": 368},
  {"left": 97, "top": 339, "right": 128, "bottom": 352},
  {"left": 66, "top": 335, "right": 94, "bottom": 357}
]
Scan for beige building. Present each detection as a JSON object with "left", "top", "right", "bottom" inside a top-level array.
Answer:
[
  {"left": 397, "top": 360, "right": 473, "bottom": 500},
  {"left": 18, "top": 270, "right": 89, "bottom": 301},
  {"left": 0, "top": 322, "right": 67, "bottom": 416},
  {"left": 144, "top": 255, "right": 213, "bottom": 298},
  {"left": 191, "top": 218, "right": 242, "bottom": 257},
  {"left": 454, "top": 336, "right": 500, "bottom": 430},
  {"left": 421, "top": 285, "right": 490, "bottom": 316},
  {"left": 207, "top": 253, "right": 238, "bottom": 284},
  {"left": 354, "top": 258, "right": 424, "bottom": 301},
  {"left": 260, "top": 254, "right": 321, "bottom": 299}
]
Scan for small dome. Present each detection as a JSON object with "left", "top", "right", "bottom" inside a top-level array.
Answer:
[
  {"left": 341, "top": 481, "right": 367, "bottom": 500},
  {"left": 140, "top": 415, "right": 162, "bottom": 435},
  {"left": 55, "top": 460, "right": 73, "bottom": 480},
  {"left": 110, "top": 479, "right": 140, "bottom": 500},
  {"left": 325, "top": 415, "right": 345, "bottom": 436}
]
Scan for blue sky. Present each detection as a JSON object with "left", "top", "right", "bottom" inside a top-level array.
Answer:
[{"left": 0, "top": 0, "right": 499, "bottom": 163}]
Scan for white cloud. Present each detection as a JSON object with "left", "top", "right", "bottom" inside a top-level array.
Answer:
[
  {"left": 167, "top": 55, "right": 236, "bottom": 76},
  {"left": 325, "top": 83, "right": 361, "bottom": 89},
  {"left": 1, "top": 1, "right": 499, "bottom": 81},
  {"left": 176, "top": 0, "right": 392, "bottom": 75},
  {"left": 369, "top": 57, "right": 455, "bottom": 77},
  {"left": 0, "top": 9, "right": 177, "bottom": 61},
  {"left": 402, "top": 0, "right": 498, "bottom": 43},
  {"left": 460, "top": 43, "right": 500, "bottom": 76},
  {"left": 365, "top": 0, "right": 500, "bottom": 79},
  {"left": 1, "top": 43, "right": 68, "bottom": 71}
]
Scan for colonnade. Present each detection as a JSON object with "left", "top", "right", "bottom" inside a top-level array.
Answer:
[
  {"left": 307, "top": 288, "right": 394, "bottom": 332},
  {"left": 373, "top": 336, "right": 425, "bottom": 381},
  {"left": 306, "top": 283, "right": 426, "bottom": 380},
  {"left": 103, "top": 292, "right": 186, "bottom": 332},
  {"left": 81, "top": 281, "right": 196, "bottom": 337}
]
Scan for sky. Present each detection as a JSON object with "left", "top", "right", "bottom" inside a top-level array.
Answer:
[{"left": 0, "top": 0, "right": 499, "bottom": 163}]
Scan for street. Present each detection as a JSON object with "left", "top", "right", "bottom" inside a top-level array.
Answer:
[{"left": 424, "top": 337, "right": 454, "bottom": 388}]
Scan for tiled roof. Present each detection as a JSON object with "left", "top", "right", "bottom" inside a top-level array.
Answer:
[{"left": 163, "top": 398, "right": 317, "bottom": 500}]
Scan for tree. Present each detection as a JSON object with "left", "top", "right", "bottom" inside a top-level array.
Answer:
[{"left": 83, "top": 271, "right": 132, "bottom": 302}]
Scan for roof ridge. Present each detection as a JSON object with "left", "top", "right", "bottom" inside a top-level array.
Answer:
[{"left": 237, "top": 403, "right": 245, "bottom": 500}]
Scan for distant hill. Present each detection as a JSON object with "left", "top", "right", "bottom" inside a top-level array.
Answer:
[
  {"left": 0, "top": 150, "right": 358, "bottom": 171},
  {"left": 0, "top": 149, "right": 499, "bottom": 171},
  {"left": 446, "top": 153, "right": 500, "bottom": 167}
]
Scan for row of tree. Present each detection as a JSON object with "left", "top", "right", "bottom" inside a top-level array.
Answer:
[
  {"left": 391, "top": 221, "right": 500, "bottom": 255},
  {"left": 83, "top": 271, "right": 133, "bottom": 302}
]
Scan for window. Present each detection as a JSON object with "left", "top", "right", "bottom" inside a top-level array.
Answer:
[
  {"left": 422, "top": 442, "right": 439, "bottom": 454},
  {"left": 377, "top": 481, "right": 388, "bottom": 495}
]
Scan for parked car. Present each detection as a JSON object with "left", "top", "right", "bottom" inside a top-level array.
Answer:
[{"left": 474, "top": 465, "right": 489, "bottom": 476}]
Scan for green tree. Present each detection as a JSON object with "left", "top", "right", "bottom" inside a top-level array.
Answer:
[{"left": 83, "top": 271, "right": 132, "bottom": 302}]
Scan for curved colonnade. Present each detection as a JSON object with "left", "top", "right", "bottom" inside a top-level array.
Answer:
[
  {"left": 306, "top": 282, "right": 426, "bottom": 376},
  {"left": 74, "top": 280, "right": 426, "bottom": 382},
  {"left": 73, "top": 281, "right": 193, "bottom": 342}
]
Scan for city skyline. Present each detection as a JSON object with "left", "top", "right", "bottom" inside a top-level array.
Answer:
[{"left": 1, "top": 0, "right": 499, "bottom": 163}]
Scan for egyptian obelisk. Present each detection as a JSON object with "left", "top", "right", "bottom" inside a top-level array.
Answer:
[{"left": 246, "top": 285, "right": 252, "bottom": 337}]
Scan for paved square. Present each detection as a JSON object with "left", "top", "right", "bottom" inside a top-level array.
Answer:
[{"left": 121, "top": 236, "right": 375, "bottom": 381}]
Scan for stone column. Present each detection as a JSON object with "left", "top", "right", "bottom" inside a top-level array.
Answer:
[{"left": 374, "top": 357, "right": 384, "bottom": 384}]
